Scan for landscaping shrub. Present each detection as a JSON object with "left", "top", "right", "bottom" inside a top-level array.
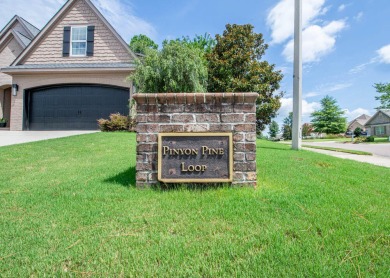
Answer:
[
  {"left": 324, "top": 134, "right": 345, "bottom": 139},
  {"left": 365, "top": 136, "right": 375, "bottom": 142},
  {"left": 353, "top": 127, "right": 362, "bottom": 137},
  {"left": 353, "top": 137, "right": 366, "bottom": 144},
  {"left": 97, "top": 113, "right": 133, "bottom": 132}
]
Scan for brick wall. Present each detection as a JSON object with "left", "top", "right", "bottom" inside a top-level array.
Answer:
[{"left": 133, "top": 92, "right": 258, "bottom": 188}]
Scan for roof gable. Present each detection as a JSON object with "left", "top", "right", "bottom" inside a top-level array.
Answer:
[
  {"left": 0, "top": 15, "right": 39, "bottom": 42},
  {"left": 365, "top": 109, "right": 390, "bottom": 126},
  {"left": 12, "top": 0, "right": 136, "bottom": 66}
]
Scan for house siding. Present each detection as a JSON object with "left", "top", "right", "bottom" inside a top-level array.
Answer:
[
  {"left": 367, "top": 112, "right": 390, "bottom": 125},
  {"left": 21, "top": 0, "right": 132, "bottom": 65},
  {"left": 0, "top": 37, "right": 24, "bottom": 86},
  {"left": 10, "top": 72, "right": 132, "bottom": 130}
]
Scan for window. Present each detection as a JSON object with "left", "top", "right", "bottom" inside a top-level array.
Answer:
[
  {"left": 374, "top": 126, "right": 385, "bottom": 135},
  {"left": 71, "top": 26, "right": 87, "bottom": 56}
]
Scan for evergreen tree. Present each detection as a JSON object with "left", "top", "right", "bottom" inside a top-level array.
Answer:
[
  {"left": 282, "top": 112, "right": 293, "bottom": 140},
  {"left": 129, "top": 34, "right": 158, "bottom": 55},
  {"left": 268, "top": 121, "right": 280, "bottom": 138},
  {"left": 206, "top": 24, "right": 283, "bottom": 131},
  {"left": 374, "top": 82, "right": 390, "bottom": 109},
  {"left": 311, "top": 96, "right": 346, "bottom": 134}
]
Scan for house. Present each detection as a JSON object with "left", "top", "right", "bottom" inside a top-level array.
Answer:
[
  {"left": 0, "top": 0, "right": 137, "bottom": 131},
  {"left": 0, "top": 16, "right": 40, "bottom": 128},
  {"left": 364, "top": 109, "right": 390, "bottom": 137},
  {"left": 347, "top": 114, "right": 371, "bottom": 132}
]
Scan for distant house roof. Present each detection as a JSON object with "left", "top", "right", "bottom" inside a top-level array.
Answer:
[
  {"left": 14, "top": 31, "right": 32, "bottom": 46},
  {"left": 0, "top": 15, "right": 39, "bottom": 42},
  {"left": 365, "top": 109, "right": 390, "bottom": 126},
  {"left": 18, "top": 17, "right": 40, "bottom": 38},
  {"left": 348, "top": 114, "right": 371, "bottom": 129},
  {"left": 0, "top": 15, "right": 40, "bottom": 53},
  {"left": 382, "top": 109, "right": 390, "bottom": 117}
]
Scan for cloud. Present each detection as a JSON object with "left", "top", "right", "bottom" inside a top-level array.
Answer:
[
  {"left": 267, "top": 0, "right": 347, "bottom": 63},
  {"left": 377, "top": 44, "right": 390, "bottom": 64},
  {"left": 92, "top": 0, "right": 156, "bottom": 42},
  {"left": 279, "top": 97, "right": 321, "bottom": 120},
  {"left": 0, "top": 0, "right": 63, "bottom": 29},
  {"left": 326, "top": 82, "right": 352, "bottom": 92},
  {"left": 344, "top": 108, "right": 372, "bottom": 122},
  {"left": 354, "top": 12, "right": 364, "bottom": 22},
  {"left": 338, "top": 4, "right": 346, "bottom": 12},
  {"left": 267, "top": 0, "right": 326, "bottom": 44},
  {"left": 304, "top": 92, "right": 320, "bottom": 98},
  {"left": 282, "top": 20, "right": 347, "bottom": 63},
  {"left": 0, "top": 0, "right": 156, "bottom": 43}
]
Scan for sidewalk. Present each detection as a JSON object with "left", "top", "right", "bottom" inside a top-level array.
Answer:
[
  {"left": 0, "top": 131, "right": 98, "bottom": 147},
  {"left": 301, "top": 147, "right": 390, "bottom": 168}
]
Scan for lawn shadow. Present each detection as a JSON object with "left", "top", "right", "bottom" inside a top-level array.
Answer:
[{"left": 104, "top": 166, "right": 136, "bottom": 188}]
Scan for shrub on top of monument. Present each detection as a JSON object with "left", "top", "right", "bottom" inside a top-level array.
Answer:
[{"left": 129, "top": 39, "right": 208, "bottom": 93}]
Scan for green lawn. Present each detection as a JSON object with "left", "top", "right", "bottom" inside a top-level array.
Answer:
[{"left": 0, "top": 133, "right": 389, "bottom": 276}]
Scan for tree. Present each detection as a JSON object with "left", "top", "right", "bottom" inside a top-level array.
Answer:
[
  {"left": 302, "top": 123, "right": 313, "bottom": 138},
  {"left": 354, "top": 127, "right": 362, "bottom": 137},
  {"left": 130, "top": 40, "right": 208, "bottom": 93},
  {"left": 311, "top": 95, "right": 347, "bottom": 134},
  {"left": 129, "top": 34, "right": 158, "bottom": 55},
  {"left": 206, "top": 24, "right": 283, "bottom": 131},
  {"left": 282, "top": 112, "right": 293, "bottom": 140},
  {"left": 268, "top": 121, "right": 280, "bottom": 138},
  {"left": 175, "top": 33, "right": 216, "bottom": 54},
  {"left": 374, "top": 82, "right": 390, "bottom": 109}
]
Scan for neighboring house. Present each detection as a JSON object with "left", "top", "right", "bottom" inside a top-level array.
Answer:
[
  {"left": 1, "top": 0, "right": 137, "bottom": 131},
  {"left": 364, "top": 109, "right": 390, "bottom": 137},
  {"left": 347, "top": 114, "right": 371, "bottom": 132},
  {"left": 0, "top": 16, "right": 39, "bottom": 128}
]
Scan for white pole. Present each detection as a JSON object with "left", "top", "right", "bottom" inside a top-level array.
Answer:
[{"left": 292, "top": 0, "right": 302, "bottom": 150}]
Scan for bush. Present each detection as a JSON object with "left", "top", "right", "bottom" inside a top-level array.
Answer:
[
  {"left": 365, "top": 136, "right": 375, "bottom": 142},
  {"left": 97, "top": 113, "right": 133, "bottom": 132},
  {"left": 353, "top": 127, "right": 362, "bottom": 137},
  {"left": 353, "top": 137, "right": 365, "bottom": 144},
  {"left": 324, "top": 134, "right": 345, "bottom": 139}
]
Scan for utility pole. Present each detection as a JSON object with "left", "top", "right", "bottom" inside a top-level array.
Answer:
[{"left": 292, "top": 0, "right": 302, "bottom": 150}]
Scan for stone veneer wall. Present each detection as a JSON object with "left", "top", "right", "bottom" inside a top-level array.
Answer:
[{"left": 133, "top": 92, "right": 258, "bottom": 188}]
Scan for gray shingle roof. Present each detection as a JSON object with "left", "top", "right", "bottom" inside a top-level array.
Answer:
[
  {"left": 19, "top": 17, "right": 40, "bottom": 38},
  {"left": 3, "top": 63, "right": 135, "bottom": 70},
  {"left": 381, "top": 109, "right": 390, "bottom": 117},
  {"left": 14, "top": 31, "right": 32, "bottom": 46}
]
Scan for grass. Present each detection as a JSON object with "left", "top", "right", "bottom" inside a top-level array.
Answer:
[
  {"left": 302, "top": 144, "right": 373, "bottom": 155},
  {"left": 367, "top": 137, "right": 390, "bottom": 144},
  {"left": 0, "top": 133, "right": 389, "bottom": 276}
]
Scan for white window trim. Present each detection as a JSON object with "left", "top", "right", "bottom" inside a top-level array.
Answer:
[{"left": 70, "top": 26, "right": 87, "bottom": 57}]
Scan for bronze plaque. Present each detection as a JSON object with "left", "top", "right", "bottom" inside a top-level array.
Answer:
[{"left": 158, "top": 133, "right": 233, "bottom": 183}]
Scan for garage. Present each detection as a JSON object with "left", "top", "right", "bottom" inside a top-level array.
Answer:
[{"left": 24, "top": 84, "right": 129, "bottom": 130}]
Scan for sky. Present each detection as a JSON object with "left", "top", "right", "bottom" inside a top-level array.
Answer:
[{"left": 1, "top": 0, "right": 389, "bottom": 127}]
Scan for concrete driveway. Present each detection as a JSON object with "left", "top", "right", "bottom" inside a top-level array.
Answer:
[
  {"left": 301, "top": 141, "right": 390, "bottom": 168},
  {"left": 0, "top": 131, "right": 98, "bottom": 147}
]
